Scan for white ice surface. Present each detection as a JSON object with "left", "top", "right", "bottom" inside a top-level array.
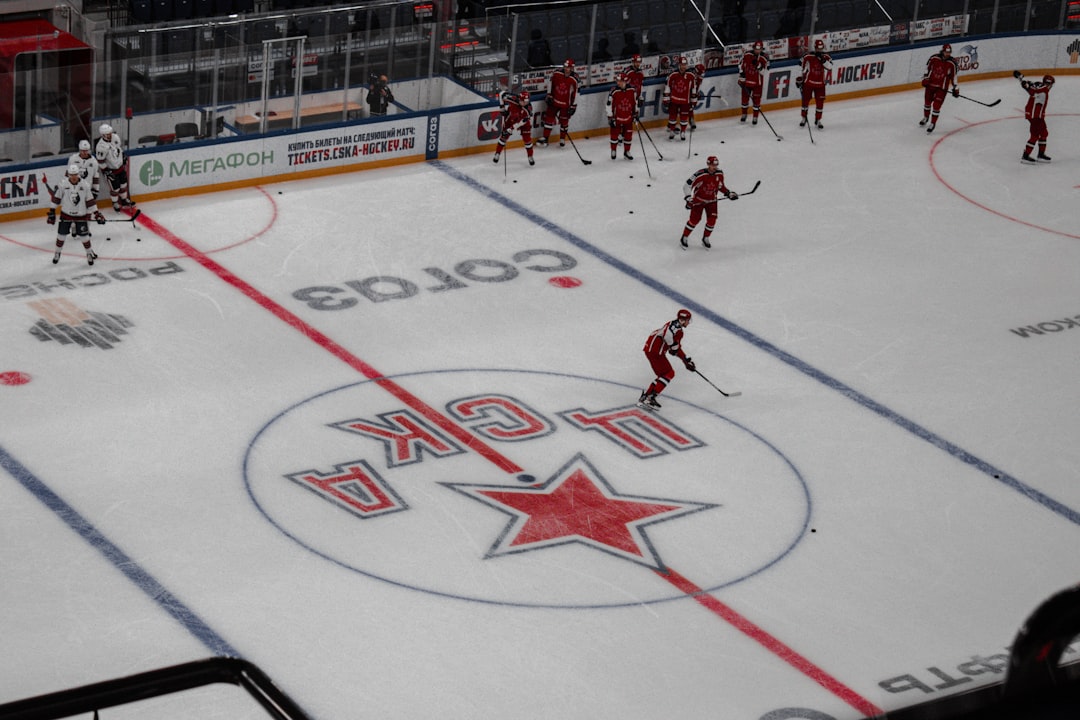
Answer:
[{"left": 2, "top": 76, "right": 1079, "bottom": 720}]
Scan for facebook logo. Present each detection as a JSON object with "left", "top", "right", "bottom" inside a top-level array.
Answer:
[{"left": 767, "top": 71, "right": 792, "bottom": 100}]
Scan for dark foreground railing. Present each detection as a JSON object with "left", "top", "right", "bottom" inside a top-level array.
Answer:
[{"left": 0, "top": 657, "right": 313, "bottom": 720}]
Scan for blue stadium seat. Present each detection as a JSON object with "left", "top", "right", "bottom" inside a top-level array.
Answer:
[
  {"left": 666, "top": 21, "right": 686, "bottom": 49},
  {"left": 130, "top": 0, "right": 153, "bottom": 22},
  {"left": 152, "top": 0, "right": 172, "bottom": 21},
  {"left": 549, "top": 9, "right": 569, "bottom": 37},
  {"left": 647, "top": 0, "right": 667, "bottom": 25},
  {"left": 568, "top": 34, "right": 587, "bottom": 63},
  {"left": 569, "top": 7, "right": 592, "bottom": 35}
]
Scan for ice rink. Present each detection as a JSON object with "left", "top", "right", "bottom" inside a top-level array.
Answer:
[{"left": 2, "top": 75, "right": 1079, "bottom": 720}]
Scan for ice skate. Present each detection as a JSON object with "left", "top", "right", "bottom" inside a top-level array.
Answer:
[
  {"left": 1037, "top": 153, "right": 1052, "bottom": 162},
  {"left": 702, "top": 236, "right": 711, "bottom": 249},
  {"left": 528, "top": 156, "right": 535, "bottom": 166},
  {"left": 926, "top": 123, "right": 935, "bottom": 133},
  {"left": 815, "top": 121, "right": 824, "bottom": 130},
  {"left": 52, "top": 250, "right": 61, "bottom": 264},
  {"left": 623, "top": 152, "right": 633, "bottom": 160},
  {"left": 680, "top": 235, "right": 688, "bottom": 250}
]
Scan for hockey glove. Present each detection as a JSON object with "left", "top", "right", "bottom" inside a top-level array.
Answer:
[
  {"left": 684, "top": 357, "right": 696, "bottom": 372},
  {"left": 795, "top": 76, "right": 804, "bottom": 89},
  {"left": 727, "top": 191, "right": 739, "bottom": 201},
  {"left": 46, "top": 208, "right": 56, "bottom": 225},
  {"left": 685, "top": 198, "right": 694, "bottom": 210},
  {"left": 609, "top": 118, "right": 615, "bottom": 128},
  {"left": 569, "top": 105, "right": 577, "bottom": 117},
  {"left": 94, "top": 211, "right": 106, "bottom": 225},
  {"left": 952, "top": 87, "right": 959, "bottom": 98},
  {"left": 1013, "top": 70, "right": 1023, "bottom": 79}
]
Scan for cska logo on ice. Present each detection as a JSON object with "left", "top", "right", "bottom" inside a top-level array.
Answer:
[{"left": 245, "top": 370, "right": 808, "bottom": 607}]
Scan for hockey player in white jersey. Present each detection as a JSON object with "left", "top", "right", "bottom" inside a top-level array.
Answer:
[
  {"left": 95, "top": 123, "right": 136, "bottom": 211},
  {"left": 67, "top": 140, "right": 101, "bottom": 202},
  {"left": 47, "top": 164, "right": 105, "bottom": 265}
]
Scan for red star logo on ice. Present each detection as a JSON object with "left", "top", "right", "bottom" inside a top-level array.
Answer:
[{"left": 442, "top": 453, "right": 716, "bottom": 570}]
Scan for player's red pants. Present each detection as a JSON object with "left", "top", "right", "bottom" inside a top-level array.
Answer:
[
  {"left": 645, "top": 349, "right": 675, "bottom": 384},
  {"left": 666, "top": 103, "right": 693, "bottom": 131},
  {"left": 609, "top": 122, "right": 634, "bottom": 150},
  {"left": 801, "top": 85, "right": 826, "bottom": 116},
  {"left": 1027, "top": 117, "right": 1048, "bottom": 143}
]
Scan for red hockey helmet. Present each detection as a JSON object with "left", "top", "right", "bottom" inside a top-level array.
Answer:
[
  {"left": 631, "top": 53, "right": 642, "bottom": 64},
  {"left": 753, "top": 40, "right": 764, "bottom": 51},
  {"left": 563, "top": 58, "right": 575, "bottom": 70},
  {"left": 677, "top": 309, "right": 692, "bottom": 325},
  {"left": 706, "top": 155, "right": 719, "bottom": 167},
  {"left": 519, "top": 90, "right": 531, "bottom": 103},
  {"left": 677, "top": 55, "right": 688, "bottom": 65},
  {"left": 695, "top": 63, "right": 706, "bottom": 75},
  {"left": 942, "top": 43, "right": 952, "bottom": 53},
  {"left": 814, "top": 39, "right": 825, "bottom": 51},
  {"left": 616, "top": 72, "right": 629, "bottom": 83},
  {"left": 1043, "top": 74, "right": 1055, "bottom": 85}
]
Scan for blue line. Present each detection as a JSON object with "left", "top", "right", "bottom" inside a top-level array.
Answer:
[
  {"left": 0, "top": 444, "right": 240, "bottom": 657},
  {"left": 433, "top": 160, "right": 1080, "bottom": 528}
]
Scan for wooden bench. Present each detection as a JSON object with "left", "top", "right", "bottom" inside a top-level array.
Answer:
[{"left": 235, "top": 102, "right": 363, "bottom": 133}]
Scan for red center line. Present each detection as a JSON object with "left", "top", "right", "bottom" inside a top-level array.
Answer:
[
  {"left": 658, "top": 567, "right": 884, "bottom": 717},
  {"left": 137, "top": 209, "right": 880, "bottom": 715},
  {"left": 134, "top": 210, "right": 523, "bottom": 476}
]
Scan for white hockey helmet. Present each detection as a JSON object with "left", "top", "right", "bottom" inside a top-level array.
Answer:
[
  {"left": 67, "top": 164, "right": 81, "bottom": 177},
  {"left": 100, "top": 123, "right": 113, "bottom": 135},
  {"left": 78, "top": 139, "right": 91, "bottom": 151}
]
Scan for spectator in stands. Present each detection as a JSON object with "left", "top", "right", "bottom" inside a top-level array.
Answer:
[
  {"left": 367, "top": 74, "right": 395, "bottom": 116},
  {"left": 526, "top": 29, "right": 553, "bottom": 69},
  {"left": 594, "top": 37, "right": 613, "bottom": 62},
  {"left": 620, "top": 32, "right": 640, "bottom": 59}
]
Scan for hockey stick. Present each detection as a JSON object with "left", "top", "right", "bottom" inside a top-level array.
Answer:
[
  {"left": 956, "top": 93, "right": 1001, "bottom": 108},
  {"left": 757, "top": 108, "right": 783, "bottom": 141},
  {"left": 565, "top": 132, "right": 592, "bottom": 165},
  {"left": 103, "top": 208, "right": 141, "bottom": 223},
  {"left": 695, "top": 368, "right": 741, "bottom": 397},
  {"left": 686, "top": 124, "right": 694, "bottom": 159},
  {"left": 637, "top": 127, "right": 652, "bottom": 179},
  {"left": 636, "top": 119, "right": 664, "bottom": 161},
  {"left": 729, "top": 180, "right": 761, "bottom": 199}
]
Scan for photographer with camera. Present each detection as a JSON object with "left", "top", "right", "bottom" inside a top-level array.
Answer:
[{"left": 366, "top": 73, "right": 395, "bottom": 117}]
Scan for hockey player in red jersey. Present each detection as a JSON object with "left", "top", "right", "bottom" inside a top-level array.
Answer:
[
  {"left": 607, "top": 73, "right": 637, "bottom": 160},
  {"left": 689, "top": 63, "right": 706, "bottom": 130},
  {"left": 680, "top": 155, "right": 737, "bottom": 249},
  {"left": 638, "top": 309, "right": 696, "bottom": 410},
  {"left": 920, "top": 43, "right": 959, "bottom": 133},
  {"left": 798, "top": 39, "right": 832, "bottom": 129},
  {"left": 663, "top": 56, "right": 697, "bottom": 140},
  {"left": 738, "top": 41, "right": 770, "bottom": 125},
  {"left": 493, "top": 90, "right": 536, "bottom": 166},
  {"left": 624, "top": 53, "right": 646, "bottom": 117},
  {"left": 1015, "top": 71, "right": 1053, "bottom": 162},
  {"left": 539, "top": 59, "right": 579, "bottom": 147}
]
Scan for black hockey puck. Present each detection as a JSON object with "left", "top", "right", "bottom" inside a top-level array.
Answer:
[
  {"left": 106, "top": 237, "right": 111, "bottom": 241},
  {"left": 721, "top": 140, "right": 725, "bottom": 144},
  {"left": 136, "top": 238, "right": 141, "bottom": 242},
  {"left": 646, "top": 184, "right": 651, "bottom": 187},
  {"left": 629, "top": 210, "right": 634, "bottom": 214},
  {"left": 513, "top": 179, "right": 517, "bottom": 183},
  {"left": 516, "top": 473, "right": 536, "bottom": 483},
  {"left": 629, "top": 175, "right": 634, "bottom": 179}
]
